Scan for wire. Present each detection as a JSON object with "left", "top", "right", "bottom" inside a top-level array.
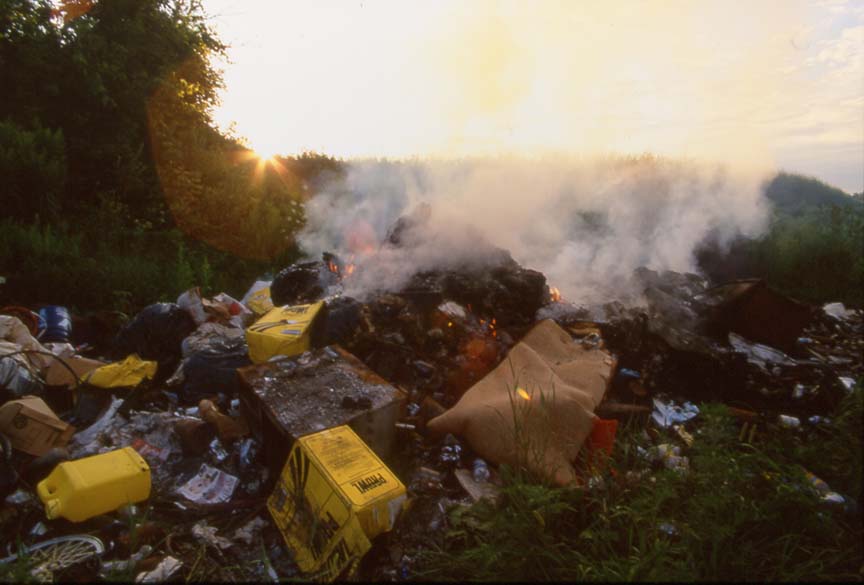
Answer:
[{"left": 0, "top": 349, "right": 83, "bottom": 390}]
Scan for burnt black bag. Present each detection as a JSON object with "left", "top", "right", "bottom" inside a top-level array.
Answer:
[
  {"left": 113, "top": 303, "right": 196, "bottom": 379},
  {"left": 181, "top": 347, "right": 252, "bottom": 404}
]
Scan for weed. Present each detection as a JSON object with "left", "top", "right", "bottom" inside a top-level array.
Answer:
[{"left": 418, "top": 387, "right": 864, "bottom": 581}]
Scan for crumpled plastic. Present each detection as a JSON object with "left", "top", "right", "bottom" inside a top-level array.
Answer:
[
  {"left": 651, "top": 398, "right": 699, "bottom": 428},
  {"left": 0, "top": 315, "right": 53, "bottom": 372},
  {"left": 83, "top": 354, "right": 157, "bottom": 389},
  {"left": 192, "top": 520, "right": 233, "bottom": 550},
  {"left": 177, "top": 287, "right": 208, "bottom": 327},
  {"left": 728, "top": 333, "right": 796, "bottom": 371},
  {"left": 823, "top": 302, "right": 852, "bottom": 321},
  {"left": 0, "top": 353, "right": 42, "bottom": 396},
  {"left": 135, "top": 556, "right": 182, "bottom": 583}
]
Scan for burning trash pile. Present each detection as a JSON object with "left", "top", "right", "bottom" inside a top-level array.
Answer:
[{"left": 0, "top": 209, "right": 861, "bottom": 582}]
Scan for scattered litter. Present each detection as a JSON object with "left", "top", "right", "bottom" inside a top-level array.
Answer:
[
  {"left": 69, "top": 396, "right": 125, "bottom": 450},
  {"left": 823, "top": 302, "right": 852, "bottom": 321},
  {"left": 803, "top": 469, "right": 848, "bottom": 507},
  {"left": 454, "top": 468, "right": 501, "bottom": 503},
  {"left": 131, "top": 438, "right": 171, "bottom": 463},
  {"left": 177, "top": 463, "right": 238, "bottom": 505},
  {"left": 838, "top": 377, "right": 856, "bottom": 392},
  {"left": 777, "top": 414, "right": 801, "bottom": 429},
  {"left": 728, "top": 332, "right": 796, "bottom": 370},
  {"left": 135, "top": 556, "right": 182, "bottom": 583},
  {"left": 674, "top": 425, "right": 694, "bottom": 447},
  {"left": 5, "top": 489, "right": 32, "bottom": 505},
  {"left": 648, "top": 444, "right": 690, "bottom": 474},
  {"left": 232, "top": 516, "right": 268, "bottom": 546},
  {"left": 177, "top": 287, "right": 208, "bottom": 326},
  {"left": 191, "top": 520, "right": 233, "bottom": 550},
  {"left": 1, "top": 247, "right": 861, "bottom": 582},
  {"left": 100, "top": 545, "right": 153, "bottom": 575},
  {"left": 208, "top": 437, "right": 229, "bottom": 463},
  {"left": 472, "top": 458, "right": 490, "bottom": 483},
  {"left": 0, "top": 356, "right": 41, "bottom": 396},
  {"left": 651, "top": 398, "right": 699, "bottom": 429}
]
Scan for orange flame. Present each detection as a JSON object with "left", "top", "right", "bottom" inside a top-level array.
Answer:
[
  {"left": 328, "top": 260, "right": 339, "bottom": 274},
  {"left": 517, "top": 388, "right": 531, "bottom": 401},
  {"left": 549, "top": 286, "right": 562, "bottom": 302}
]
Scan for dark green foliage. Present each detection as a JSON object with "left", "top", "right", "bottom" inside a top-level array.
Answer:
[
  {"left": 698, "top": 173, "right": 864, "bottom": 307},
  {"left": 766, "top": 172, "right": 863, "bottom": 216},
  {"left": 0, "top": 218, "right": 280, "bottom": 312},
  {"left": 419, "top": 388, "right": 864, "bottom": 581},
  {"left": 0, "top": 119, "right": 66, "bottom": 220},
  {"left": 0, "top": 0, "right": 343, "bottom": 308},
  {"left": 760, "top": 205, "right": 864, "bottom": 306}
]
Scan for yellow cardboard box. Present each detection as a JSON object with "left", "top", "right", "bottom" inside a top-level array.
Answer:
[
  {"left": 245, "top": 302, "right": 324, "bottom": 364},
  {"left": 268, "top": 426, "right": 407, "bottom": 581},
  {"left": 246, "top": 286, "right": 274, "bottom": 316}
]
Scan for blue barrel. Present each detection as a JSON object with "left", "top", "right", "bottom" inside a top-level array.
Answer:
[{"left": 38, "top": 306, "right": 71, "bottom": 343}]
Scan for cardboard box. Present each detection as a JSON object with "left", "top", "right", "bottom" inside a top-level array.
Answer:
[
  {"left": 44, "top": 355, "right": 106, "bottom": 387},
  {"left": 0, "top": 396, "right": 75, "bottom": 456},
  {"left": 245, "top": 302, "right": 325, "bottom": 364},
  {"left": 237, "top": 346, "right": 405, "bottom": 473},
  {"left": 268, "top": 425, "right": 407, "bottom": 581}
]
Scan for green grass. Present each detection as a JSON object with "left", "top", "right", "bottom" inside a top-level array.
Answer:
[{"left": 418, "top": 386, "right": 864, "bottom": 582}]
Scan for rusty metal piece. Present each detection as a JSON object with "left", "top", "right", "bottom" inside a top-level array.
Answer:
[{"left": 704, "top": 279, "right": 813, "bottom": 352}]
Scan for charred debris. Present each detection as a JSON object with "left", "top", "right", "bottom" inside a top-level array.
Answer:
[{"left": 0, "top": 209, "right": 860, "bottom": 581}]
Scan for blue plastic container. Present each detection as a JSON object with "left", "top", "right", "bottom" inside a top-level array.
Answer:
[{"left": 38, "top": 306, "right": 71, "bottom": 343}]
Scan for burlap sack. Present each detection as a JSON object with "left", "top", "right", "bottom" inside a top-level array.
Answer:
[{"left": 428, "top": 319, "right": 616, "bottom": 485}]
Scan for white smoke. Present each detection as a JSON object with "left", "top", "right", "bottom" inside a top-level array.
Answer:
[{"left": 298, "top": 155, "right": 773, "bottom": 304}]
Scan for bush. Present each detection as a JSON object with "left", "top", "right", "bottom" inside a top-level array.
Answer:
[{"left": 0, "top": 218, "right": 277, "bottom": 313}]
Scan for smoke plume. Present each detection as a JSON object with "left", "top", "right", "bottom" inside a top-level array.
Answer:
[{"left": 298, "top": 155, "right": 772, "bottom": 305}]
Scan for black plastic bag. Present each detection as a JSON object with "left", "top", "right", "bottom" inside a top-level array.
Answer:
[
  {"left": 113, "top": 303, "right": 196, "bottom": 377},
  {"left": 181, "top": 349, "right": 251, "bottom": 404}
]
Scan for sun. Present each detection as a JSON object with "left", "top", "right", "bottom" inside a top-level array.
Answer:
[{"left": 254, "top": 147, "right": 277, "bottom": 162}]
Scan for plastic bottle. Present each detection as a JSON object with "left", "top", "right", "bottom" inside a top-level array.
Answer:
[
  {"left": 36, "top": 447, "right": 151, "bottom": 523},
  {"left": 472, "top": 458, "right": 490, "bottom": 483}
]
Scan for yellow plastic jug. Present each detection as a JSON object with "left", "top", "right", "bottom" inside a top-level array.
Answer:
[{"left": 36, "top": 447, "right": 151, "bottom": 522}]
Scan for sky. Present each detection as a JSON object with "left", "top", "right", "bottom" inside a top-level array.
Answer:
[{"left": 204, "top": 0, "right": 863, "bottom": 193}]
